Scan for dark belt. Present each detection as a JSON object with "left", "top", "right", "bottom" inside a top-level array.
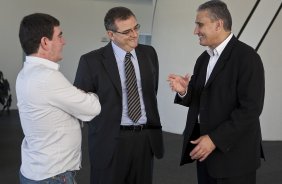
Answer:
[
  {"left": 120, "top": 124, "right": 148, "bottom": 131},
  {"left": 120, "top": 124, "right": 162, "bottom": 131}
]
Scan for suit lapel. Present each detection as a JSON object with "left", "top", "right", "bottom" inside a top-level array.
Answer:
[
  {"left": 135, "top": 46, "right": 152, "bottom": 93},
  {"left": 199, "top": 57, "right": 209, "bottom": 89},
  {"left": 205, "top": 36, "right": 236, "bottom": 88},
  {"left": 102, "top": 43, "right": 122, "bottom": 97}
]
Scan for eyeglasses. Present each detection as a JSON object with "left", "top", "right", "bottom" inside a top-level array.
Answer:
[{"left": 111, "top": 24, "right": 141, "bottom": 36}]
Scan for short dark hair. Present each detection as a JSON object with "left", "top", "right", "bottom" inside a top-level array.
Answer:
[
  {"left": 19, "top": 13, "right": 60, "bottom": 55},
  {"left": 104, "top": 7, "right": 135, "bottom": 31},
  {"left": 198, "top": 0, "right": 232, "bottom": 31}
]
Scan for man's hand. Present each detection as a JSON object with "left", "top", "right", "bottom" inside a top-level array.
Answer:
[
  {"left": 190, "top": 135, "right": 216, "bottom": 162},
  {"left": 167, "top": 74, "right": 190, "bottom": 95}
]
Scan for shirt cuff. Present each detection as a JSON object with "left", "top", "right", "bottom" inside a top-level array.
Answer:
[{"left": 177, "top": 88, "right": 187, "bottom": 98}]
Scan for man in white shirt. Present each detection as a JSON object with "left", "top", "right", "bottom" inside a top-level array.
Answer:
[{"left": 16, "top": 13, "right": 101, "bottom": 184}]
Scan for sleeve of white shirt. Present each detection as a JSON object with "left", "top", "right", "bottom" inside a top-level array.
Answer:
[{"left": 46, "top": 70, "right": 101, "bottom": 121}]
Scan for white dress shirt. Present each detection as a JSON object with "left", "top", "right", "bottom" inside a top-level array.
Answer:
[
  {"left": 197, "top": 33, "right": 233, "bottom": 123},
  {"left": 178, "top": 34, "right": 233, "bottom": 123},
  {"left": 205, "top": 33, "right": 233, "bottom": 83},
  {"left": 112, "top": 42, "right": 147, "bottom": 125},
  {"left": 178, "top": 33, "right": 233, "bottom": 98},
  {"left": 16, "top": 56, "right": 101, "bottom": 180}
]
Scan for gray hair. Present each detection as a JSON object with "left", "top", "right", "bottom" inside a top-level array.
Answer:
[{"left": 198, "top": 0, "right": 232, "bottom": 31}]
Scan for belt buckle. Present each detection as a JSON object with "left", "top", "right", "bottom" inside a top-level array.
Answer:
[{"left": 133, "top": 125, "right": 143, "bottom": 131}]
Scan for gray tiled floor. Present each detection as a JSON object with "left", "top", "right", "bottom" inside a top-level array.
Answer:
[{"left": 1, "top": 110, "right": 282, "bottom": 184}]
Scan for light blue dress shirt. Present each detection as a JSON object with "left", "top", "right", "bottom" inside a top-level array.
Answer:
[{"left": 111, "top": 42, "right": 147, "bottom": 125}]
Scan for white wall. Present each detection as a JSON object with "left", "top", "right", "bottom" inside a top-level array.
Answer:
[
  {"left": 0, "top": 0, "right": 154, "bottom": 109},
  {"left": 259, "top": 7, "right": 282, "bottom": 141},
  {"left": 1, "top": 0, "right": 281, "bottom": 140},
  {"left": 152, "top": 0, "right": 282, "bottom": 140}
]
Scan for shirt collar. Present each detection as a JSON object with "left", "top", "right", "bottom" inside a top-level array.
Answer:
[
  {"left": 26, "top": 56, "right": 60, "bottom": 70},
  {"left": 206, "top": 33, "right": 233, "bottom": 57},
  {"left": 111, "top": 41, "right": 137, "bottom": 60}
]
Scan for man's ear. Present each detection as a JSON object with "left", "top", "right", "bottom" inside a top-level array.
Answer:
[
  {"left": 40, "top": 37, "right": 50, "bottom": 51},
  {"left": 216, "top": 19, "right": 224, "bottom": 31},
  {"left": 106, "top": 31, "right": 114, "bottom": 41}
]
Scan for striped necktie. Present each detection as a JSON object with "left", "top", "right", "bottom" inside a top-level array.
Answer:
[{"left": 124, "top": 52, "right": 142, "bottom": 123}]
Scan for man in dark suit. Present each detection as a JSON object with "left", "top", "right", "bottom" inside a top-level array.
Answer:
[
  {"left": 74, "top": 7, "right": 164, "bottom": 184},
  {"left": 168, "top": 1, "right": 265, "bottom": 184}
]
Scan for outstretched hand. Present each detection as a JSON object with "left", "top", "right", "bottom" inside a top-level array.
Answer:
[{"left": 167, "top": 74, "right": 190, "bottom": 95}]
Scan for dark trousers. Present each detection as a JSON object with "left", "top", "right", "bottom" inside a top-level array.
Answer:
[
  {"left": 90, "top": 129, "right": 153, "bottom": 184},
  {"left": 197, "top": 161, "right": 256, "bottom": 184}
]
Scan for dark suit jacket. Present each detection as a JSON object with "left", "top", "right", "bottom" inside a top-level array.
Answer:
[
  {"left": 175, "top": 36, "right": 265, "bottom": 178},
  {"left": 74, "top": 42, "right": 164, "bottom": 170}
]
